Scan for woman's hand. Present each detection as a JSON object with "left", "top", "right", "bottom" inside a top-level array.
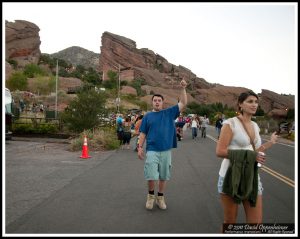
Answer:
[
  {"left": 270, "top": 131, "right": 278, "bottom": 144},
  {"left": 256, "top": 151, "right": 266, "bottom": 165}
]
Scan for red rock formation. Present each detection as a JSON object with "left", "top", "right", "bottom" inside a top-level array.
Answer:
[
  {"left": 99, "top": 31, "right": 210, "bottom": 89},
  {"left": 99, "top": 32, "right": 294, "bottom": 117},
  {"left": 57, "top": 77, "right": 83, "bottom": 92},
  {"left": 259, "top": 89, "right": 294, "bottom": 117},
  {"left": 195, "top": 85, "right": 249, "bottom": 108},
  {"left": 5, "top": 62, "right": 14, "bottom": 82},
  {"left": 120, "top": 86, "right": 137, "bottom": 96},
  {"left": 5, "top": 20, "right": 41, "bottom": 67}
]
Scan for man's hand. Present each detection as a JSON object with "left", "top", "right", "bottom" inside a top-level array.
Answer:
[
  {"left": 178, "top": 78, "right": 187, "bottom": 112},
  {"left": 138, "top": 147, "right": 144, "bottom": 160},
  {"left": 180, "top": 79, "right": 187, "bottom": 88}
]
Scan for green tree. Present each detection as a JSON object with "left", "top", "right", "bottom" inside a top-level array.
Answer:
[
  {"left": 57, "top": 59, "right": 70, "bottom": 68},
  {"left": 77, "top": 82, "right": 94, "bottom": 93},
  {"left": 61, "top": 89, "right": 107, "bottom": 133},
  {"left": 76, "top": 64, "right": 86, "bottom": 74},
  {"left": 130, "top": 78, "right": 146, "bottom": 96},
  {"left": 211, "top": 102, "right": 224, "bottom": 112},
  {"left": 70, "top": 71, "right": 82, "bottom": 79},
  {"left": 69, "top": 64, "right": 86, "bottom": 79},
  {"left": 286, "top": 108, "right": 294, "bottom": 120},
  {"left": 224, "top": 110, "right": 237, "bottom": 119},
  {"left": 59, "top": 68, "right": 70, "bottom": 77},
  {"left": 39, "top": 53, "right": 52, "bottom": 64},
  {"left": 23, "top": 64, "right": 47, "bottom": 77},
  {"left": 186, "top": 102, "right": 212, "bottom": 116},
  {"left": 83, "top": 69, "right": 101, "bottom": 85},
  {"left": 6, "top": 72, "right": 28, "bottom": 91},
  {"left": 255, "top": 106, "right": 265, "bottom": 116},
  {"left": 102, "top": 70, "right": 118, "bottom": 89}
]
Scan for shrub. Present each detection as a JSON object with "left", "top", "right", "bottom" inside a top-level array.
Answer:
[
  {"left": 69, "top": 127, "right": 119, "bottom": 151},
  {"left": 24, "top": 64, "right": 47, "bottom": 77},
  {"left": 7, "top": 59, "right": 18, "bottom": 69},
  {"left": 286, "top": 132, "right": 295, "bottom": 141},
  {"left": 6, "top": 72, "right": 28, "bottom": 91},
  {"left": 12, "top": 123, "right": 58, "bottom": 134},
  {"left": 29, "top": 76, "right": 55, "bottom": 95},
  {"left": 60, "top": 89, "right": 107, "bottom": 133}
]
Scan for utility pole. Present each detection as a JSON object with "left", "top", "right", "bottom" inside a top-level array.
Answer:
[
  {"left": 55, "top": 60, "right": 58, "bottom": 119},
  {"left": 110, "top": 63, "right": 122, "bottom": 113},
  {"left": 118, "top": 64, "right": 120, "bottom": 113}
]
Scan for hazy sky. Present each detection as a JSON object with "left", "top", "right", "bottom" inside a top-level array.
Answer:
[{"left": 3, "top": 2, "right": 298, "bottom": 95}]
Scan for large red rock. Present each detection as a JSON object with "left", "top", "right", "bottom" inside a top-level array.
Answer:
[
  {"left": 99, "top": 32, "right": 294, "bottom": 118},
  {"left": 5, "top": 20, "right": 41, "bottom": 67}
]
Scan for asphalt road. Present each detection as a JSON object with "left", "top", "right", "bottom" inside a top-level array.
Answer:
[{"left": 4, "top": 127, "right": 296, "bottom": 235}]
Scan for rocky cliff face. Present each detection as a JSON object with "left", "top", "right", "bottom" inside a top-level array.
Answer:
[
  {"left": 99, "top": 32, "right": 294, "bottom": 116},
  {"left": 5, "top": 20, "right": 41, "bottom": 67},
  {"left": 99, "top": 31, "right": 211, "bottom": 88},
  {"left": 259, "top": 89, "right": 294, "bottom": 117},
  {"left": 50, "top": 46, "right": 100, "bottom": 70}
]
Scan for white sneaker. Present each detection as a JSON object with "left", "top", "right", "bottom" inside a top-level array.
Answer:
[
  {"left": 146, "top": 194, "right": 156, "bottom": 210},
  {"left": 156, "top": 195, "right": 167, "bottom": 210}
]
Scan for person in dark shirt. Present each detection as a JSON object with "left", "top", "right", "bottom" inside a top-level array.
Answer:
[{"left": 215, "top": 115, "right": 223, "bottom": 139}]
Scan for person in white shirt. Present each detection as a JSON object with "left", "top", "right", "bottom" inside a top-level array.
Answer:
[
  {"left": 216, "top": 90, "right": 278, "bottom": 231},
  {"left": 191, "top": 115, "right": 199, "bottom": 139},
  {"left": 200, "top": 115, "right": 209, "bottom": 138}
]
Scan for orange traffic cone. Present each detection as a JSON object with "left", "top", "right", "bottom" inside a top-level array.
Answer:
[{"left": 80, "top": 135, "right": 91, "bottom": 158}]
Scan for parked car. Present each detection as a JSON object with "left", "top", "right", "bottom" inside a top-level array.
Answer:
[
  {"left": 5, "top": 88, "right": 13, "bottom": 140},
  {"left": 278, "top": 121, "right": 289, "bottom": 134},
  {"left": 289, "top": 122, "right": 295, "bottom": 134}
]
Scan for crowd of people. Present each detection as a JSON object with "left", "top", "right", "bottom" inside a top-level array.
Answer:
[
  {"left": 115, "top": 113, "right": 144, "bottom": 151},
  {"left": 115, "top": 109, "right": 221, "bottom": 151}
]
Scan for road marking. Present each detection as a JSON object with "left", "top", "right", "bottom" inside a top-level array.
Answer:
[
  {"left": 207, "top": 135, "right": 218, "bottom": 142},
  {"left": 61, "top": 160, "right": 85, "bottom": 164},
  {"left": 207, "top": 134, "right": 295, "bottom": 188},
  {"left": 261, "top": 165, "right": 295, "bottom": 187},
  {"left": 273, "top": 142, "right": 294, "bottom": 148},
  {"left": 262, "top": 139, "right": 294, "bottom": 148}
]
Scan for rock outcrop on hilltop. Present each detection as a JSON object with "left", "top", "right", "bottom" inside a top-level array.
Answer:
[
  {"left": 50, "top": 46, "right": 100, "bottom": 70},
  {"left": 5, "top": 20, "right": 41, "bottom": 67},
  {"left": 99, "top": 31, "right": 210, "bottom": 87}
]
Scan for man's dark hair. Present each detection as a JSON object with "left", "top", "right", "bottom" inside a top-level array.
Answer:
[{"left": 152, "top": 94, "right": 164, "bottom": 101}]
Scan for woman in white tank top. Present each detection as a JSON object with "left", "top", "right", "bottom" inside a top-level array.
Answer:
[{"left": 216, "top": 90, "right": 278, "bottom": 231}]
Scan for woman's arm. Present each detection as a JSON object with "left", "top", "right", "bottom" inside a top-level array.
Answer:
[
  {"left": 256, "top": 132, "right": 278, "bottom": 152},
  {"left": 216, "top": 124, "right": 233, "bottom": 158}
]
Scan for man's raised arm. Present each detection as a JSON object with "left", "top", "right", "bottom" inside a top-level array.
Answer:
[{"left": 178, "top": 78, "right": 187, "bottom": 112}]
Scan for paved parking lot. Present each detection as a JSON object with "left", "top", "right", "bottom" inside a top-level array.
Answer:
[{"left": 5, "top": 137, "right": 114, "bottom": 226}]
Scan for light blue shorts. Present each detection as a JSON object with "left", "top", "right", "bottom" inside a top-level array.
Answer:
[
  {"left": 217, "top": 174, "right": 263, "bottom": 195},
  {"left": 144, "top": 150, "right": 172, "bottom": 180}
]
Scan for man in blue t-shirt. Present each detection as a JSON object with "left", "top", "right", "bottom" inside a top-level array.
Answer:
[{"left": 138, "top": 79, "right": 187, "bottom": 210}]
